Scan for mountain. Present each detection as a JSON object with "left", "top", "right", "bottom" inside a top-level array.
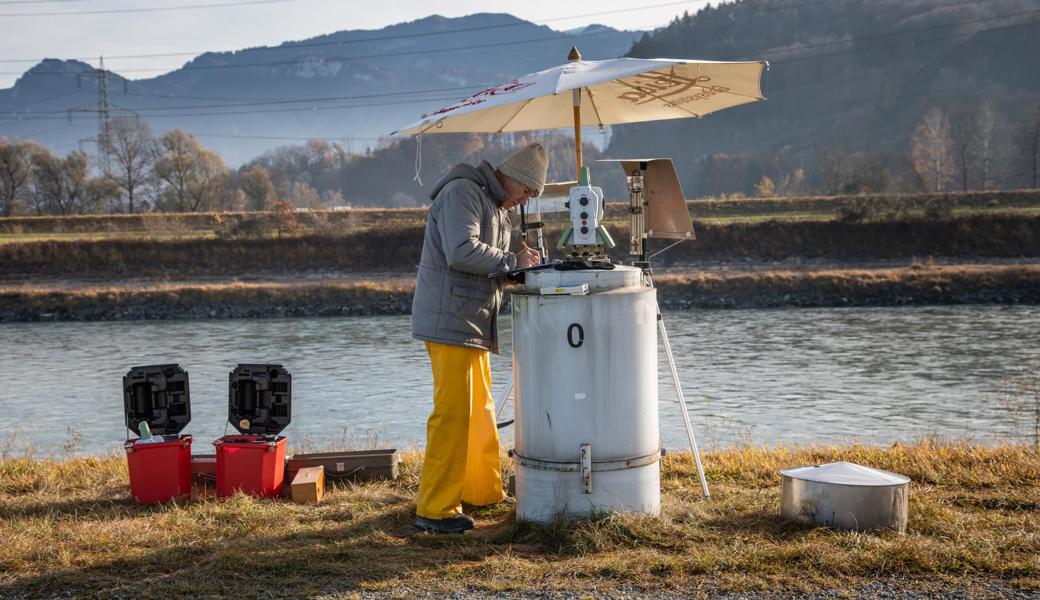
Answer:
[
  {"left": 606, "top": 0, "right": 1040, "bottom": 195},
  {"left": 0, "top": 13, "right": 643, "bottom": 165}
]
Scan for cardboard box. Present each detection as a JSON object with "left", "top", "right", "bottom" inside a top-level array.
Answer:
[{"left": 290, "top": 465, "right": 324, "bottom": 504}]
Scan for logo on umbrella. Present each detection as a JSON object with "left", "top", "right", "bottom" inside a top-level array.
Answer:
[{"left": 618, "top": 73, "right": 729, "bottom": 106}]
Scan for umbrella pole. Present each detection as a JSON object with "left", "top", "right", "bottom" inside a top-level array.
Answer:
[
  {"left": 573, "top": 91, "right": 582, "bottom": 182},
  {"left": 569, "top": 47, "right": 583, "bottom": 182}
]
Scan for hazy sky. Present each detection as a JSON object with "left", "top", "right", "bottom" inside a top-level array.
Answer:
[{"left": 0, "top": 0, "right": 715, "bottom": 89}]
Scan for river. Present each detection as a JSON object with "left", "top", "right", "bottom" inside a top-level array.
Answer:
[{"left": 1, "top": 305, "right": 1037, "bottom": 456}]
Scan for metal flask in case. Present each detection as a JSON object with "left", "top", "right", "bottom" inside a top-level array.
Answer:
[{"left": 780, "top": 461, "right": 910, "bottom": 533}]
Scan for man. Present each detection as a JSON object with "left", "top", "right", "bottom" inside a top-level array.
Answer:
[{"left": 410, "top": 143, "right": 547, "bottom": 533}]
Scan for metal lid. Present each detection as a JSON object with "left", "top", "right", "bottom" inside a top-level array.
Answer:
[
  {"left": 525, "top": 264, "right": 644, "bottom": 293},
  {"left": 780, "top": 461, "right": 910, "bottom": 486},
  {"left": 228, "top": 364, "right": 291, "bottom": 435},
  {"left": 122, "top": 364, "right": 191, "bottom": 436}
]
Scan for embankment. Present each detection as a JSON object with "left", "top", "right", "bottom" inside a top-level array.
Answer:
[
  {"left": 3, "top": 213, "right": 1040, "bottom": 278},
  {"left": 3, "top": 265, "right": 1038, "bottom": 322},
  {"left": 2, "top": 189, "right": 1038, "bottom": 234}
]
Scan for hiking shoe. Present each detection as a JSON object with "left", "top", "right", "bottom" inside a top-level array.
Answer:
[{"left": 415, "top": 514, "right": 475, "bottom": 534}]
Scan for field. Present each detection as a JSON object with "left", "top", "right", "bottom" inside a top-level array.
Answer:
[{"left": 0, "top": 441, "right": 1037, "bottom": 598}]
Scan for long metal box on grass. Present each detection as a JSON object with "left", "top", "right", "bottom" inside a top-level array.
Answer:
[
  {"left": 214, "top": 364, "right": 291, "bottom": 498},
  {"left": 122, "top": 364, "right": 193, "bottom": 504},
  {"left": 191, "top": 454, "right": 216, "bottom": 484},
  {"left": 286, "top": 449, "right": 400, "bottom": 484}
]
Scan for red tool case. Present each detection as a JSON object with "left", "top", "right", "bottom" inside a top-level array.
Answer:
[
  {"left": 213, "top": 364, "right": 291, "bottom": 498},
  {"left": 122, "top": 364, "right": 193, "bottom": 504}
]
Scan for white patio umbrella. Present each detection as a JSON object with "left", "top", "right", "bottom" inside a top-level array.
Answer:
[{"left": 394, "top": 47, "right": 767, "bottom": 180}]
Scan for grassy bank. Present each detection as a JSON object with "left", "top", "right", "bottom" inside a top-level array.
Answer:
[
  {"left": 2, "top": 190, "right": 1038, "bottom": 240},
  {"left": 3, "top": 213, "right": 1040, "bottom": 279},
  {"left": 2, "top": 264, "right": 1038, "bottom": 322},
  {"left": 0, "top": 441, "right": 1037, "bottom": 598}
]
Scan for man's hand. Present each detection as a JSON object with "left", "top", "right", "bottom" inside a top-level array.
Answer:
[{"left": 517, "top": 244, "right": 541, "bottom": 269}]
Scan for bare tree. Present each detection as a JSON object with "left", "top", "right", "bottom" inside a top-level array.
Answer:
[
  {"left": 30, "top": 149, "right": 117, "bottom": 215},
  {"left": 105, "top": 116, "right": 156, "bottom": 213},
  {"left": 950, "top": 100, "right": 1005, "bottom": 191},
  {"left": 1015, "top": 100, "right": 1040, "bottom": 189},
  {"left": 239, "top": 165, "right": 276, "bottom": 211},
  {"left": 911, "top": 107, "right": 954, "bottom": 192},
  {"left": 153, "top": 130, "right": 229, "bottom": 212},
  {"left": 975, "top": 99, "right": 1002, "bottom": 190},
  {"left": 816, "top": 147, "right": 848, "bottom": 195},
  {"left": 950, "top": 104, "right": 978, "bottom": 191},
  {"left": 0, "top": 138, "right": 39, "bottom": 216},
  {"left": 289, "top": 181, "right": 321, "bottom": 209}
]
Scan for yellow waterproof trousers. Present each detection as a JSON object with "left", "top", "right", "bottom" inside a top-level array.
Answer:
[{"left": 416, "top": 341, "right": 506, "bottom": 519}]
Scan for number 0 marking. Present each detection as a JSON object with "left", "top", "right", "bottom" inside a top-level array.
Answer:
[{"left": 567, "top": 323, "right": 584, "bottom": 348}]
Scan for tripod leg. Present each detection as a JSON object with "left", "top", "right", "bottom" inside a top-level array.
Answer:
[
  {"left": 495, "top": 372, "right": 514, "bottom": 421},
  {"left": 658, "top": 311, "right": 710, "bottom": 499}
]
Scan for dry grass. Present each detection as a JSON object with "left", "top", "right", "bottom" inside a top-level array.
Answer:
[
  {"left": 0, "top": 440, "right": 1037, "bottom": 598},
  {"left": 3, "top": 190, "right": 1039, "bottom": 244}
]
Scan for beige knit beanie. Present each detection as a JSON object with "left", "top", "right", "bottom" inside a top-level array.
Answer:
[{"left": 497, "top": 143, "right": 548, "bottom": 196}]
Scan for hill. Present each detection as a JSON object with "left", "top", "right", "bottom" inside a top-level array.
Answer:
[
  {"left": 0, "top": 13, "right": 641, "bottom": 165},
  {"left": 606, "top": 0, "right": 1040, "bottom": 196}
]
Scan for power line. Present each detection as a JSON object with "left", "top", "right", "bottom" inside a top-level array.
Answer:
[
  {"left": 0, "top": 93, "right": 474, "bottom": 121},
  {"left": 0, "top": 0, "right": 97, "bottom": 4},
  {"left": 0, "top": 0, "right": 689, "bottom": 64},
  {"left": 0, "top": 0, "right": 317, "bottom": 17},
  {"left": 1, "top": 0, "right": 1010, "bottom": 81},
  {"left": 191, "top": 131, "right": 386, "bottom": 142},
  {"left": 6, "top": 15, "right": 1038, "bottom": 124},
  {"left": 5, "top": 4, "right": 1036, "bottom": 112},
  {"left": 1, "top": 28, "right": 628, "bottom": 76},
  {"left": 737, "top": 6, "right": 1040, "bottom": 61},
  {"left": 768, "top": 17, "right": 1040, "bottom": 66},
  {"left": 0, "top": 84, "right": 492, "bottom": 115},
  {"left": 4, "top": 5, "right": 1037, "bottom": 139}
]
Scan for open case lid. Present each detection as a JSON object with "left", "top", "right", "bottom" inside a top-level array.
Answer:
[
  {"left": 228, "top": 364, "right": 292, "bottom": 435},
  {"left": 599, "top": 158, "right": 695, "bottom": 240},
  {"left": 123, "top": 364, "right": 191, "bottom": 436}
]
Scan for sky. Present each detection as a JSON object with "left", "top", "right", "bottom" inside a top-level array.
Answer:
[{"left": 0, "top": 0, "right": 716, "bottom": 89}]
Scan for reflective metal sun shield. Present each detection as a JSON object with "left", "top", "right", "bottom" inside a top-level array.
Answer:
[
  {"left": 599, "top": 158, "right": 694, "bottom": 265},
  {"left": 780, "top": 461, "right": 911, "bottom": 533}
]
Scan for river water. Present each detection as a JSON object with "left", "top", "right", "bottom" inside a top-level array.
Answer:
[{"left": 1, "top": 305, "right": 1037, "bottom": 456}]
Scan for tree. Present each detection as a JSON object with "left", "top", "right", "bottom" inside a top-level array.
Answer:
[
  {"left": 289, "top": 181, "right": 321, "bottom": 209},
  {"left": 1015, "top": 100, "right": 1040, "bottom": 189},
  {"left": 153, "top": 130, "right": 229, "bottom": 212},
  {"left": 0, "top": 138, "right": 38, "bottom": 216},
  {"left": 105, "top": 116, "right": 156, "bottom": 213},
  {"left": 30, "top": 149, "right": 117, "bottom": 215},
  {"left": 950, "top": 103, "right": 979, "bottom": 191},
  {"left": 239, "top": 165, "right": 275, "bottom": 211},
  {"left": 911, "top": 107, "right": 954, "bottom": 192},
  {"left": 974, "top": 99, "right": 1002, "bottom": 190}
]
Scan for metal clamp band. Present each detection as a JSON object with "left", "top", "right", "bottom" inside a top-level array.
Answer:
[{"left": 512, "top": 449, "right": 660, "bottom": 473}]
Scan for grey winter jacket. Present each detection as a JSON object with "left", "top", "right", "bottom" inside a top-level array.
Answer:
[{"left": 410, "top": 161, "right": 516, "bottom": 353}]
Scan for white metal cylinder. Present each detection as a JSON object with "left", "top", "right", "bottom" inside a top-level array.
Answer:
[
  {"left": 780, "top": 462, "right": 910, "bottom": 533},
  {"left": 512, "top": 266, "right": 660, "bottom": 522}
]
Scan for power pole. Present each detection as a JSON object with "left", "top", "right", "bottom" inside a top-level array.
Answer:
[{"left": 69, "top": 56, "right": 128, "bottom": 175}]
